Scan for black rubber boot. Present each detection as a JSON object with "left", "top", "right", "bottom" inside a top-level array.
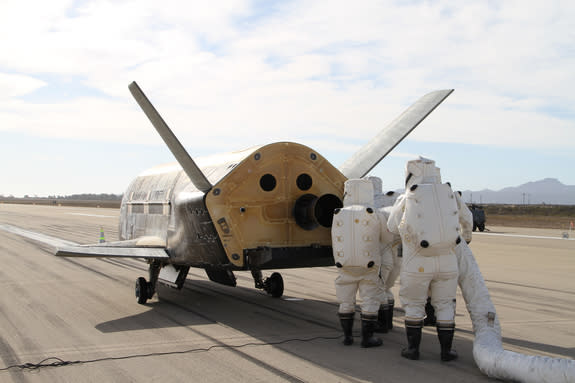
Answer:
[
  {"left": 401, "top": 320, "right": 423, "bottom": 360},
  {"left": 437, "top": 323, "right": 458, "bottom": 361},
  {"left": 338, "top": 312, "right": 354, "bottom": 346},
  {"left": 360, "top": 314, "right": 383, "bottom": 348},
  {"left": 423, "top": 297, "right": 436, "bottom": 326},
  {"left": 375, "top": 305, "right": 389, "bottom": 333},
  {"left": 387, "top": 300, "right": 394, "bottom": 330}
]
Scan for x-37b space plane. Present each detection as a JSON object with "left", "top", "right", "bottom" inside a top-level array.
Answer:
[{"left": 56, "top": 82, "right": 453, "bottom": 303}]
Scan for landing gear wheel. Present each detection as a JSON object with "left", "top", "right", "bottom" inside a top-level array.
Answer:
[
  {"left": 135, "top": 277, "right": 150, "bottom": 304},
  {"left": 264, "top": 272, "right": 284, "bottom": 298}
]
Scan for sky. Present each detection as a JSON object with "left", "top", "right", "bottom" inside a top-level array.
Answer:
[{"left": 1, "top": 0, "right": 574, "bottom": 197}]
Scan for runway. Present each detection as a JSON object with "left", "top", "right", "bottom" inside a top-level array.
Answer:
[{"left": 0, "top": 203, "right": 573, "bottom": 382}]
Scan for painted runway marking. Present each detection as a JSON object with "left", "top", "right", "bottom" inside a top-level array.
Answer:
[
  {"left": 0, "top": 224, "right": 77, "bottom": 248},
  {"left": 66, "top": 213, "right": 117, "bottom": 218},
  {"left": 475, "top": 232, "right": 574, "bottom": 241}
]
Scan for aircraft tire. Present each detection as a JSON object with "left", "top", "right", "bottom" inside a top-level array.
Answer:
[
  {"left": 265, "top": 272, "right": 284, "bottom": 298},
  {"left": 136, "top": 277, "right": 149, "bottom": 304}
]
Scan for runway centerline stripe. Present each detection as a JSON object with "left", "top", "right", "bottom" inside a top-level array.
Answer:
[
  {"left": 65, "top": 213, "right": 117, "bottom": 218},
  {"left": 475, "top": 232, "right": 574, "bottom": 241}
]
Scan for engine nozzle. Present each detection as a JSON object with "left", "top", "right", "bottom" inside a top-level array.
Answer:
[{"left": 294, "top": 193, "right": 343, "bottom": 230}]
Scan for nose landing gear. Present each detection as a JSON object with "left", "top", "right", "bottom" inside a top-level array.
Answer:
[{"left": 251, "top": 269, "right": 284, "bottom": 298}]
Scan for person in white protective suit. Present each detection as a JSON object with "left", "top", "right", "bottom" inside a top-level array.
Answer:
[
  {"left": 366, "top": 176, "right": 401, "bottom": 332},
  {"left": 455, "top": 191, "right": 474, "bottom": 245},
  {"left": 387, "top": 157, "right": 463, "bottom": 361},
  {"left": 423, "top": 190, "right": 473, "bottom": 327},
  {"left": 331, "top": 178, "right": 394, "bottom": 347}
]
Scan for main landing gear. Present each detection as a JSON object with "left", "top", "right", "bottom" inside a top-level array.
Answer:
[
  {"left": 251, "top": 269, "right": 284, "bottom": 298},
  {"left": 136, "top": 264, "right": 285, "bottom": 301},
  {"left": 135, "top": 261, "right": 161, "bottom": 304}
]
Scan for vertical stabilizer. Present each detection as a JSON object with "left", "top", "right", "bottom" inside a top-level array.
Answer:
[
  {"left": 128, "top": 81, "right": 212, "bottom": 193},
  {"left": 339, "top": 89, "right": 454, "bottom": 179}
]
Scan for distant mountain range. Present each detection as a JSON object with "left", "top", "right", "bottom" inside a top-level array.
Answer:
[{"left": 459, "top": 178, "right": 575, "bottom": 205}]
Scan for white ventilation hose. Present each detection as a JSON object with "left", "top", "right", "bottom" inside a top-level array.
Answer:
[{"left": 457, "top": 242, "right": 575, "bottom": 382}]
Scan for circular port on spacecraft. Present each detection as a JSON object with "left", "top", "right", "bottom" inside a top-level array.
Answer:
[
  {"left": 315, "top": 194, "right": 343, "bottom": 228},
  {"left": 260, "top": 174, "right": 276, "bottom": 192},
  {"left": 294, "top": 194, "right": 319, "bottom": 230},
  {"left": 294, "top": 193, "right": 343, "bottom": 230},
  {"left": 296, "top": 173, "right": 313, "bottom": 191}
]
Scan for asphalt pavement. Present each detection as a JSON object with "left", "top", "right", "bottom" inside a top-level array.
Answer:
[{"left": 0, "top": 203, "right": 573, "bottom": 382}]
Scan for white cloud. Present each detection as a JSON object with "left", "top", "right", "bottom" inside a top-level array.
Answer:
[
  {"left": 410, "top": 98, "right": 575, "bottom": 148},
  {"left": 1, "top": 0, "right": 574, "bottom": 159},
  {"left": 0, "top": 73, "right": 46, "bottom": 100}
]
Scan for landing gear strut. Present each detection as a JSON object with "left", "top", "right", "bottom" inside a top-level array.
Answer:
[
  {"left": 135, "top": 261, "right": 161, "bottom": 304},
  {"left": 251, "top": 269, "right": 284, "bottom": 298}
]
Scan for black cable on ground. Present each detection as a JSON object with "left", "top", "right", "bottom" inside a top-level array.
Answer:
[{"left": 0, "top": 335, "right": 342, "bottom": 372}]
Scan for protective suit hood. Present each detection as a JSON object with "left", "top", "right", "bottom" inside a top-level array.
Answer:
[
  {"left": 364, "top": 176, "right": 382, "bottom": 195},
  {"left": 365, "top": 176, "right": 386, "bottom": 208},
  {"left": 343, "top": 179, "right": 374, "bottom": 206},
  {"left": 405, "top": 156, "right": 442, "bottom": 189}
]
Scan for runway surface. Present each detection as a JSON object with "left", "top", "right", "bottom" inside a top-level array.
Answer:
[{"left": 0, "top": 203, "right": 573, "bottom": 382}]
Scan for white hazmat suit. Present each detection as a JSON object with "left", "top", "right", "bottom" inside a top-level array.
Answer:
[
  {"left": 332, "top": 178, "right": 393, "bottom": 347},
  {"left": 455, "top": 191, "right": 473, "bottom": 244},
  {"left": 366, "top": 176, "right": 401, "bottom": 332},
  {"left": 387, "top": 157, "right": 462, "bottom": 361},
  {"left": 378, "top": 205, "right": 402, "bottom": 330}
]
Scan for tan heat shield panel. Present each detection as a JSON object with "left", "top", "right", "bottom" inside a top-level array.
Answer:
[{"left": 205, "top": 142, "right": 346, "bottom": 268}]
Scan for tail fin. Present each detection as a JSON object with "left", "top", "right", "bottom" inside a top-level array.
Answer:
[
  {"left": 128, "top": 81, "right": 212, "bottom": 193},
  {"left": 339, "top": 89, "right": 454, "bottom": 179}
]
